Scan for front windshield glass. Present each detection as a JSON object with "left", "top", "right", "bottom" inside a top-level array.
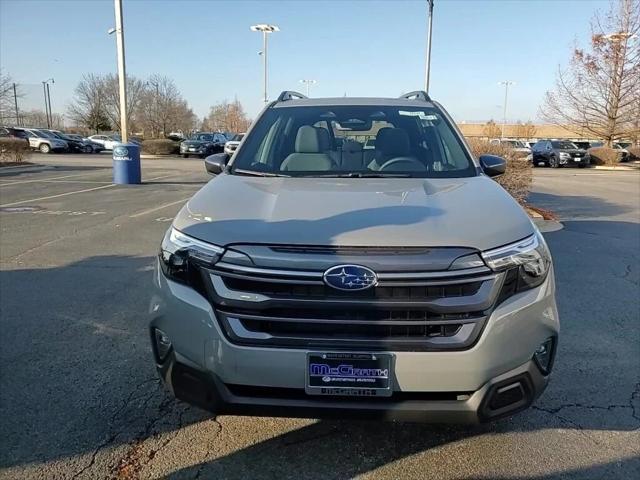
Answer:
[
  {"left": 192, "top": 133, "right": 213, "bottom": 142},
  {"left": 551, "top": 141, "right": 577, "bottom": 149},
  {"left": 230, "top": 105, "right": 477, "bottom": 178}
]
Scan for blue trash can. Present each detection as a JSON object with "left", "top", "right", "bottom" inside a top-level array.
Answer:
[{"left": 113, "top": 142, "right": 141, "bottom": 184}]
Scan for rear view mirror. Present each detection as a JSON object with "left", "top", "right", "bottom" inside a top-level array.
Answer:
[
  {"left": 479, "top": 154, "right": 507, "bottom": 177},
  {"left": 204, "top": 153, "right": 229, "bottom": 175}
]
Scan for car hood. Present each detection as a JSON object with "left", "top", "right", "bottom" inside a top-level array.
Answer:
[
  {"left": 182, "top": 140, "right": 209, "bottom": 146},
  {"left": 173, "top": 174, "right": 534, "bottom": 251},
  {"left": 559, "top": 149, "right": 586, "bottom": 155}
]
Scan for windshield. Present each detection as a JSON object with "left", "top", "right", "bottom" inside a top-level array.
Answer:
[
  {"left": 551, "top": 141, "right": 577, "bottom": 149},
  {"left": 191, "top": 133, "right": 213, "bottom": 142},
  {"left": 231, "top": 134, "right": 244, "bottom": 141},
  {"left": 230, "top": 105, "right": 476, "bottom": 178},
  {"left": 35, "top": 130, "right": 56, "bottom": 139}
]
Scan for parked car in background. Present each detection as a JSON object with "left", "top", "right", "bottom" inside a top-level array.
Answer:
[
  {"left": 489, "top": 138, "right": 531, "bottom": 158},
  {"left": 223, "top": 133, "right": 245, "bottom": 156},
  {"left": 179, "top": 132, "right": 227, "bottom": 158},
  {"left": 571, "top": 141, "right": 592, "bottom": 151},
  {"left": 17, "top": 128, "right": 68, "bottom": 153},
  {"left": 612, "top": 143, "right": 629, "bottom": 162},
  {"left": 65, "top": 134, "right": 104, "bottom": 153},
  {"left": 88, "top": 134, "right": 119, "bottom": 150},
  {"left": 0, "top": 126, "right": 30, "bottom": 145},
  {"left": 531, "top": 140, "right": 588, "bottom": 168},
  {"left": 44, "top": 130, "right": 87, "bottom": 153}
]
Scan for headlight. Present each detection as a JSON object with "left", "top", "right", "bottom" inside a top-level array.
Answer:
[
  {"left": 482, "top": 231, "right": 551, "bottom": 294},
  {"left": 559, "top": 152, "right": 570, "bottom": 158},
  {"left": 159, "top": 227, "right": 224, "bottom": 286}
]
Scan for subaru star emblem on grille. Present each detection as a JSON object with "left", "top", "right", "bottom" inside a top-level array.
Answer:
[{"left": 323, "top": 264, "right": 378, "bottom": 291}]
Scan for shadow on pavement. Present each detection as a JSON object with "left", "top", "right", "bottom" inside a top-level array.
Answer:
[{"left": 0, "top": 163, "right": 106, "bottom": 179}]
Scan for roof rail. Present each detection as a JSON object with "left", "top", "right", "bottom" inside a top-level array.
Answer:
[
  {"left": 399, "top": 91, "right": 431, "bottom": 102},
  {"left": 276, "top": 90, "right": 308, "bottom": 102}
]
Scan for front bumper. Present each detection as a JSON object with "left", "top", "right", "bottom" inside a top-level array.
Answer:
[
  {"left": 149, "top": 262, "right": 559, "bottom": 423},
  {"left": 559, "top": 155, "right": 589, "bottom": 166}
]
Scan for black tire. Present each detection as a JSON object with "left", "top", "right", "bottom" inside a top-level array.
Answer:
[
  {"left": 39, "top": 143, "right": 51, "bottom": 154},
  {"left": 549, "top": 156, "right": 560, "bottom": 168},
  {"left": 84, "top": 145, "right": 93, "bottom": 154},
  {"left": 183, "top": 154, "right": 189, "bottom": 158}
]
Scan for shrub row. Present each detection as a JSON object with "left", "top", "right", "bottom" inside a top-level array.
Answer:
[
  {"left": 0, "top": 138, "right": 31, "bottom": 164},
  {"left": 587, "top": 147, "right": 619, "bottom": 166},
  {"left": 466, "top": 138, "right": 532, "bottom": 205},
  {"left": 141, "top": 139, "right": 180, "bottom": 155}
]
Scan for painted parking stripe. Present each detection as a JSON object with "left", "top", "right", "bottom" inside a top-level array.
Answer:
[
  {"left": 0, "top": 170, "right": 110, "bottom": 187},
  {"left": 0, "top": 184, "right": 116, "bottom": 208},
  {"left": 129, "top": 197, "right": 190, "bottom": 218}
]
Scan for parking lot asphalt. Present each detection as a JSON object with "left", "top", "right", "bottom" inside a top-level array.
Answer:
[{"left": 1, "top": 156, "right": 639, "bottom": 480}]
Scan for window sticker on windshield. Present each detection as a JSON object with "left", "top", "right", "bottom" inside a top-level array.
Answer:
[{"left": 399, "top": 110, "right": 438, "bottom": 120}]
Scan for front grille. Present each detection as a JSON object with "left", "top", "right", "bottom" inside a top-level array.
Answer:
[{"left": 201, "top": 247, "right": 503, "bottom": 351}]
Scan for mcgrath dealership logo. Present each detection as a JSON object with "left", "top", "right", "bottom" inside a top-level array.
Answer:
[
  {"left": 323, "top": 264, "right": 377, "bottom": 291},
  {"left": 113, "top": 146, "right": 129, "bottom": 157}
]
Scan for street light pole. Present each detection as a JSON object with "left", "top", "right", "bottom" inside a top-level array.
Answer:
[
  {"left": 12, "top": 83, "right": 20, "bottom": 126},
  {"left": 113, "top": 0, "right": 128, "bottom": 142},
  {"left": 299, "top": 79, "right": 317, "bottom": 96},
  {"left": 251, "top": 24, "right": 279, "bottom": 103},
  {"left": 41, "top": 82, "right": 50, "bottom": 128},
  {"left": 424, "top": 0, "right": 434, "bottom": 94},
  {"left": 46, "top": 83, "right": 53, "bottom": 127},
  {"left": 498, "top": 81, "right": 515, "bottom": 139}
]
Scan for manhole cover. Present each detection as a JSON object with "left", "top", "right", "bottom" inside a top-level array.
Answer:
[{"left": 0, "top": 206, "right": 43, "bottom": 213}]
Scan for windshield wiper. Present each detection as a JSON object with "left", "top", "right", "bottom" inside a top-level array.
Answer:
[
  {"left": 233, "top": 169, "right": 290, "bottom": 177},
  {"left": 315, "top": 172, "right": 413, "bottom": 178}
]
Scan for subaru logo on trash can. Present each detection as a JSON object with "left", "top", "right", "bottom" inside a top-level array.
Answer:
[
  {"left": 323, "top": 265, "right": 378, "bottom": 291},
  {"left": 113, "top": 146, "right": 129, "bottom": 158}
]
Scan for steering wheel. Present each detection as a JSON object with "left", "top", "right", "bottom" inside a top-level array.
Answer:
[{"left": 378, "top": 157, "right": 426, "bottom": 172}]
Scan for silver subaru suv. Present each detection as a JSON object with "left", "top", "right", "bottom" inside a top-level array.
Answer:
[{"left": 150, "top": 91, "right": 558, "bottom": 423}]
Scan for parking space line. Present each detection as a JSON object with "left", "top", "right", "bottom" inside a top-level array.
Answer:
[
  {"left": 0, "top": 170, "right": 109, "bottom": 187},
  {"left": 0, "top": 184, "right": 116, "bottom": 208},
  {"left": 129, "top": 197, "right": 191, "bottom": 218}
]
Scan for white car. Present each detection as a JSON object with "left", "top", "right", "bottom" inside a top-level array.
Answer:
[
  {"left": 18, "top": 128, "right": 68, "bottom": 153},
  {"left": 87, "top": 134, "right": 119, "bottom": 150},
  {"left": 489, "top": 138, "right": 531, "bottom": 158},
  {"left": 223, "top": 133, "right": 245, "bottom": 156}
]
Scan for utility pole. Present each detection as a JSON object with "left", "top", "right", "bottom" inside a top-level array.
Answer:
[
  {"left": 12, "top": 83, "right": 19, "bottom": 126},
  {"left": 299, "top": 79, "right": 317, "bottom": 97},
  {"left": 42, "top": 82, "right": 50, "bottom": 128},
  {"left": 424, "top": 0, "right": 434, "bottom": 94},
  {"left": 498, "top": 81, "right": 515, "bottom": 139},
  {"left": 114, "top": 0, "right": 128, "bottom": 142},
  {"left": 251, "top": 24, "right": 279, "bottom": 103},
  {"left": 46, "top": 83, "right": 53, "bottom": 128}
]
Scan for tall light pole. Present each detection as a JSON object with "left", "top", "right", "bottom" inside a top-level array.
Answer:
[
  {"left": 498, "top": 81, "right": 515, "bottom": 139},
  {"left": 250, "top": 24, "right": 279, "bottom": 103},
  {"left": 424, "top": 0, "right": 434, "bottom": 94},
  {"left": 110, "top": 0, "right": 128, "bottom": 142},
  {"left": 42, "top": 78, "right": 54, "bottom": 128},
  {"left": 299, "top": 79, "right": 317, "bottom": 96}
]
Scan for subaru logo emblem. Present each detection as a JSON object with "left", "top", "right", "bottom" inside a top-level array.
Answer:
[
  {"left": 323, "top": 264, "right": 378, "bottom": 291},
  {"left": 114, "top": 146, "right": 129, "bottom": 157}
]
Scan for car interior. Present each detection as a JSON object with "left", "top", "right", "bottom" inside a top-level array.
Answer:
[{"left": 233, "top": 106, "right": 476, "bottom": 177}]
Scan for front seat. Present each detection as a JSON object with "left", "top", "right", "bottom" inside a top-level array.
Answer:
[
  {"left": 280, "top": 126, "right": 334, "bottom": 172},
  {"left": 367, "top": 128, "right": 412, "bottom": 170}
]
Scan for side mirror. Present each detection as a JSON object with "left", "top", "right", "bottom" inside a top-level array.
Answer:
[
  {"left": 204, "top": 153, "right": 229, "bottom": 175},
  {"left": 479, "top": 154, "right": 507, "bottom": 177}
]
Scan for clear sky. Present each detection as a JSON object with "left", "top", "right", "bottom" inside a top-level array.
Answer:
[{"left": 0, "top": 0, "right": 610, "bottom": 123}]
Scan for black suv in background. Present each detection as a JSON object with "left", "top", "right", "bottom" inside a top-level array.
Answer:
[
  {"left": 531, "top": 140, "right": 589, "bottom": 168},
  {"left": 179, "top": 132, "right": 227, "bottom": 158}
]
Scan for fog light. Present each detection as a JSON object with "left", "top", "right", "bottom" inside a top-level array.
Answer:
[
  {"left": 154, "top": 328, "right": 172, "bottom": 362},
  {"left": 533, "top": 337, "right": 555, "bottom": 375}
]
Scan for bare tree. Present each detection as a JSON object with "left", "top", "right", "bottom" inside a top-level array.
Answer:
[
  {"left": 137, "top": 75, "right": 197, "bottom": 137},
  {"left": 541, "top": 0, "right": 640, "bottom": 145},
  {"left": 204, "top": 98, "right": 251, "bottom": 133},
  {"left": 514, "top": 121, "right": 537, "bottom": 139},
  {"left": 482, "top": 120, "right": 501, "bottom": 139},
  {"left": 0, "top": 70, "right": 21, "bottom": 125},
  {"left": 101, "top": 73, "right": 145, "bottom": 134},
  {"left": 67, "top": 74, "right": 111, "bottom": 133},
  {"left": 21, "top": 109, "right": 64, "bottom": 129}
]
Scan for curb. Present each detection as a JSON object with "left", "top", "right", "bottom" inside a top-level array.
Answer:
[{"left": 590, "top": 165, "right": 639, "bottom": 171}]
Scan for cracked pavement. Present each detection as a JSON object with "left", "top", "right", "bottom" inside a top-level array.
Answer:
[{"left": 1, "top": 157, "right": 639, "bottom": 479}]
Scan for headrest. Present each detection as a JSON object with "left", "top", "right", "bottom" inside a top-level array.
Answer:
[
  {"left": 295, "top": 126, "right": 322, "bottom": 153},
  {"left": 376, "top": 128, "right": 410, "bottom": 157},
  {"left": 314, "top": 127, "right": 331, "bottom": 151}
]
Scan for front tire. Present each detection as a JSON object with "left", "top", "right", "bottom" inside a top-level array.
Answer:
[
  {"left": 549, "top": 156, "right": 560, "bottom": 168},
  {"left": 183, "top": 154, "right": 189, "bottom": 158},
  {"left": 84, "top": 145, "right": 93, "bottom": 153},
  {"left": 39, "top": 143, "right": 51, "bottom": 154}
]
